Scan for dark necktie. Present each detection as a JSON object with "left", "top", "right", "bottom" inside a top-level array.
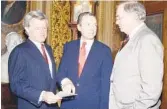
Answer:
[
  {"left": 78, "top": 42, "right": 87, "bottom": 77},
  {"left": 41, "top": 44, "right": 48, "bottom": 64},
  {"left": 120, "top": 37, "right": 129, "bottom": 51}
]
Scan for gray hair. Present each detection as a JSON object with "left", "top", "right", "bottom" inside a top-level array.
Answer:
[
  {"left": 119, "top": 1, "right": 146, "bottom": 21},
  {"left": 77, "top": 12, "right": 95, "bottom": 25},
  {"left": 23, "top": 10, "right": 48, "bottom": 28}
]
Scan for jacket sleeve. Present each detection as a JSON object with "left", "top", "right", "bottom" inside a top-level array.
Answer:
[
  {"left": 56, "top": 43, "right": 68, "bottom": 84},
  {"left": 134, "top": 35, "right": 164, "bottom": 109},
  {"left": 8, "top": 47, "right": 42, "bottom": 107},
  {"left": 100, "top": 47, "right": 113, "bottom": 109}
]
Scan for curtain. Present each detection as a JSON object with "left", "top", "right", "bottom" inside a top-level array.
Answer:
[{"left": 96, "top": 1, "right": 122, "bottom": 59}]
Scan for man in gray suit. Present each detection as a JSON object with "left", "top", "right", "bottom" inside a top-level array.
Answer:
[{"left": 109, "top": 1, "right": 164, "bottom": 109}]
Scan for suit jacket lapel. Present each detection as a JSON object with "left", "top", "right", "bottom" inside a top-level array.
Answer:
[
  {"left": 27, "top": 39, "right": 44, "bottom": 63},
  {"left": 26, "top": 39, "right": 52, "bottom": 79},
  {"left": 80, "top": 40, "right": 98, "bottom": 78},
  {"left": 45, "top": 45, "right": 56, "bottom": 79},
  {"left": 115, "top": 24, "right": 148, "bottom": 68}
]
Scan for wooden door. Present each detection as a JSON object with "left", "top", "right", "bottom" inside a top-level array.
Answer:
[{"left": 144, "top": 1, "right": 167, "bottom": 109}]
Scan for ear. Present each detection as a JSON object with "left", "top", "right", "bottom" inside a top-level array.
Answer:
[
  {"left": 25, "top": 27, "right": 29, "bottom": 33},
  {"left": 77, "top": 24, "right": 81, "bottom": 32}
]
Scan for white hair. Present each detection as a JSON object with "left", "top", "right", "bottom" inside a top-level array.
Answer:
[
  {"left": 23, "top": 10, "right": 48, "bottom": 28},
  {"left": 119, "top": 1, "right": 146, "bottom": 21}
]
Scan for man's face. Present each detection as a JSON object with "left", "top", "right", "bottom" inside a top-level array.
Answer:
[
  {"left": 77, "top": 15, "right": 97, "bottom": 40},
  {"left": 26, "top": 18, "right": 48, "bottom": 43},
  {"left": 116, "top": 5, "right": 134, "bottom": 34}
]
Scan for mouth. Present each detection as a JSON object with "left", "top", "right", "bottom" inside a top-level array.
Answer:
[{"left": 88, "top": 32, "right": 94, "bottom": 34}]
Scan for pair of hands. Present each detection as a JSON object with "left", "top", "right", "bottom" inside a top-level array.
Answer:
[{"left": 42, "top": 78, "right": 75, "bottom": 104}]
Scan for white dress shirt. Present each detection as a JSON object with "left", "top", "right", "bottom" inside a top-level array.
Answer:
[{"left": 30, "top": 39, "right": 53, "bottom": 78}]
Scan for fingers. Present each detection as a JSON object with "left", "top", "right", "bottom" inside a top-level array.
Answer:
[
  {"left": 62, "top": 84, "right": 71, "bottom": 94},
  {"left": 42, "top": 91, "right": 62, "bottom": 104},
  {"left": 71, "top": 85, "right": 75, "bottom": 94},
  {"left": 62, "top": 83, "right": 76, "bottom": 94},
  {"left": 61, "top": 78, "right": 76, "bottom": 94}
]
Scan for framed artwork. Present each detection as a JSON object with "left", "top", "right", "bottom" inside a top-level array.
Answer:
[
  {"left": 1, "top": 1, "right": 29, "bottom": 34},
  {"left": 71, "top": 1, "right": 96, "bottom": 23},
  {"left": 1, "top": 1, "right": 27, "bottom": 25},
  {"left": 1, "top": 1, "right": 29, "bottom": 55},
  {"left": 145, "top": 13, "right": 163, "bottom": 41}
]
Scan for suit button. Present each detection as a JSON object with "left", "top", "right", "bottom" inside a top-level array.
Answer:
[{"left": 76, "top": 83, "right": 79, "bottom": 86}]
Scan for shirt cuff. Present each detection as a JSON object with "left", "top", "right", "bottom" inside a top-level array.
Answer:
[{"left": 38, "top": 91, "right": 45, "bottom": 104}]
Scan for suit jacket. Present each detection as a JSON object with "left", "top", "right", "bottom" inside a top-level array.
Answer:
[
  {"left": 109, "top": 23, "right": 164, "bottom": 109},
  {"left": 8, "top": 39, "right": 58, "bottom": 109},
  {"left": 57, "top": 39, "right": 113, "bottom": 109}
]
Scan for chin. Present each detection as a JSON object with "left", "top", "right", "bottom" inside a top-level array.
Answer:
[
  {"left": 88, "top": 35, "right": 95, "bottom": 39},
  {"left": 120, "top": 28, "right": 124, "bottom": 32},
  {"left": 40, "top": 40, "right": 45, "bottom": 43},
  {"left": 87, "top": 37, "right": 95, "bottom": 40}
]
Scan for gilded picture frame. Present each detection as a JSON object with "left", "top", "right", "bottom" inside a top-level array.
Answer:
[{"left": 71, "top": 1, "right": 96, "bottom": 23}]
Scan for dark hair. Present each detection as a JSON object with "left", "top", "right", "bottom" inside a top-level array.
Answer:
[{"left": 77, "top": 12, "right": 95, "bottom": 25}]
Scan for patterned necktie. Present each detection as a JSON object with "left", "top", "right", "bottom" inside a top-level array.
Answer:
[
  {"left": 41, "top": 44, "right": 48, "bottom": 64},
  {"left": 78, "top": 42, "right": 87, "bottom": 77},
  {"left": 120, "top": 37, "right": 129, "bottom": 51}
]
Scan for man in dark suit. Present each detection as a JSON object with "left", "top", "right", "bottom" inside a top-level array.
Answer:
[
  {"left": 8, "top": 10, "right": 62, "bottom": 109},
  {"left": 57, "top": 12, "right": 113, "bottom": 109}
]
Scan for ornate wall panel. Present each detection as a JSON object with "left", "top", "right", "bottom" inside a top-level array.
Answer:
[{"left": 51, "top": 1, "right": 71, "bottom": 67}]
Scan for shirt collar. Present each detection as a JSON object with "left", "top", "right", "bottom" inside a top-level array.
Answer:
[
  {"left": 29, "top": 38, "right": 44, "bottom": 48},
  {"left": 129, "top": 22, "right": 145, "bottom": 39},
  {"left": 80, "top": 37, "right": 94, "bottom": 48}
]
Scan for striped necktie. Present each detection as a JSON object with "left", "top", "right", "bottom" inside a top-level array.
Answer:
[{"left": 41, "top": 44, "right": 48, "bottom": 64}]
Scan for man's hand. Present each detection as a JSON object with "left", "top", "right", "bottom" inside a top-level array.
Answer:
[
  {"left": 61, "top": 78, "right": 75, "bottom": 94},
  {"left": 42, "top": 91, "right": 62, "bottom": 104}
]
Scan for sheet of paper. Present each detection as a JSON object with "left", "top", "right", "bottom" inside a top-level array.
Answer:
[{"left": 57, "top": 91, "right": 77, "bottom": 98}]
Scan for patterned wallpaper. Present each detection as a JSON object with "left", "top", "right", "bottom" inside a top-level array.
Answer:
[{"left": 51, "top": 1, "right": 71, "bottom": 68}]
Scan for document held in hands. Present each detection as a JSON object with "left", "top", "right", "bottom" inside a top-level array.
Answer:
[{"left": 57, "top": 91, "right": 77, "bottom": 98}]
